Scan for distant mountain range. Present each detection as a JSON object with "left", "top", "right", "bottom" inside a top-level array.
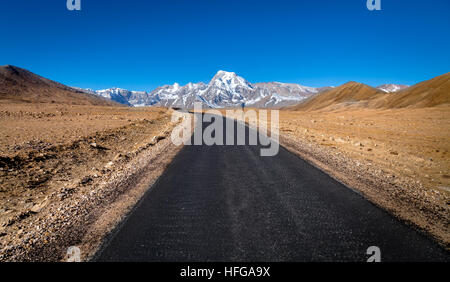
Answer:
[
  {"left": 80, "top": 71, "right": 328, "bottom": 108},
  {"left": 376, "top": 84, "right": 409, "bottom": 93},
  {"left": 4, "top": 65, "right": 435, "bottom": 110},
  {"left": 80, "top": 70, "right": 408, "bottom": 108}
]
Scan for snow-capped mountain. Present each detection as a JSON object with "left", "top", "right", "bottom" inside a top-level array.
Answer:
[
  {"left": 86, "top": 71, "right": 331, "bottom": 108},
  {"left": 93, "top": 88, "right": 159, "bottom": 107},
  {"left": 93, "top": 88, "right": 133, "bottom": 106},
  {"left": 252, "top": 82, "right": 333, "bottom": 108},
  {"left": 148, "top": 82, "right": 208, "bottom": 108},
  {"left": 376, "top": 84, "right": 409, "bottom": 93},
  {"left": 200, "top": 70, "right": 256, "bottom": 106},
  {"left": 149, "top": 71, "right": 330, "bottom": 108}
]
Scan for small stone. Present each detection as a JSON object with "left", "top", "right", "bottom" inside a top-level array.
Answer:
[
  {"left": 105, "top": 161, "right": 114, "bottom": 169},
  {"left": 80, "top": 176, "right": 93, "bottom": 185}
]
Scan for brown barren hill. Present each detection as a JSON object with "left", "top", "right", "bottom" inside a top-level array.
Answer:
[
  {"left": 290, "top": 72, "right": 450, "bottom": 111},
  {"left": 0, "top": 65, "right": 120, "bottom": 106},
  {"left": 290, "top": 82, "right": 385, "bottom": 111},
  {"left": 369, "top": 72, "right": 450, "bottom": 109},
  {"left": 278, "top": 72, "right": 450, "bottom": 245}
]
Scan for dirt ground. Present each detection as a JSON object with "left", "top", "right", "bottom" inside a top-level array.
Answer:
[
  {"left": 223, "top": 106, "right": 449, "bottom": 246},
  {"left": 1, "top": 102, "right": 449, "bottom": 259},
  {"left": 279, "top": 107, "right": 450, "bottom": 195},
  {"left": 278, "top": 107, "right": 449, "bottom": 246},
  {"left": 0, "top": 103, "right": 183, "bottom": 261}
]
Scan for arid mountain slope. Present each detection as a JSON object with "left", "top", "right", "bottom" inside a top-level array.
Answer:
[
  {"left": 0, "top": 65, "right": 120, "bottom": 106},
  {"left": 290, "top": 72, "right": 450, "bottom": 111},
  {"left": 290, "top": 82, "right": 385, "bottom": 111},
  {"left": 369, "top": 72, "right": 450, "bottom": 109}
]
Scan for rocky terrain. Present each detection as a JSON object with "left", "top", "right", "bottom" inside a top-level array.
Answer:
[
  {"left": 0, "top": 103, "right": 184, "bottom": 261},
  {"left": 231, "top": 105, "right": 449, "bottom": 247},
  {"left": 227, "top": 72, "right": 450, "bottom": 247},
  {"left": 274, "top": 73, "right": 450, "bottom": 246},
  {"left": 1, "top": 65, "right": 448, "bottom": 259},
  {"left": 277, "top": 108, "right": 450, "bottom": 247},
  {"left": 0, "top": 66, "right": 187, "bottom": 261}
]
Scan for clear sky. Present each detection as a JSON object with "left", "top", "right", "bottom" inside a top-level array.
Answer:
[{"left": 1, "top": 0, "right": 449, "bottom": 91}]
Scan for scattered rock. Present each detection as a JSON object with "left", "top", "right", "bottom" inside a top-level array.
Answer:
[
  {"left": 80, "top": 176, "right": 93, "bottom": 185},
  {"left": 354, "top": 142, "right": 364, "bottom": 147},
  {"left": 90, "top": 142, "right": 109, "bottom": 150},
  {"left": 105, "top": 161, "right": 114, "bottom": 169},
  {"left": 113, "top": 154, "right": 122, "bottom": 161},
  {"left": 156, "top": 135, "right": 166, "bottom": 142},
  {"left": 30, "top": 201, "right": 47, "bottom": 213},
  {"left": 57, "top": 187, "right": 76, "bottom": 200},
  {"left": 27, "top": 175, "right": 51, "bottom": 189}
]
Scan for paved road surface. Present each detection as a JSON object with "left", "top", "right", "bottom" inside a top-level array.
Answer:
[{"left": 96, "top": 114, "right": 449, "bottom": 262}]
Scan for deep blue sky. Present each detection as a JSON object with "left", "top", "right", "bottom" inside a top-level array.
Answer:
[{"left": 1, "top": 0, "right": 449, "bottom": 90}]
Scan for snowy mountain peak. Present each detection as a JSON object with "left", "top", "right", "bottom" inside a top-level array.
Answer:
[
  {"left": 97, "top": 87, "right": 122, "bottom": 92},
  {"left": 214, "top": 70, "right": 237, "bottom": 78},
  {"left": 210, "top": 70, "right": 253, "bottom": 91},
  {"left": 376, "top": 84, "right": 409, "bottom": 93}
]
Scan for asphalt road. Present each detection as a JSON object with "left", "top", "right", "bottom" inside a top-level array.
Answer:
[{"left": 96, "top": 114, "right": 449, "bottom": 262}]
